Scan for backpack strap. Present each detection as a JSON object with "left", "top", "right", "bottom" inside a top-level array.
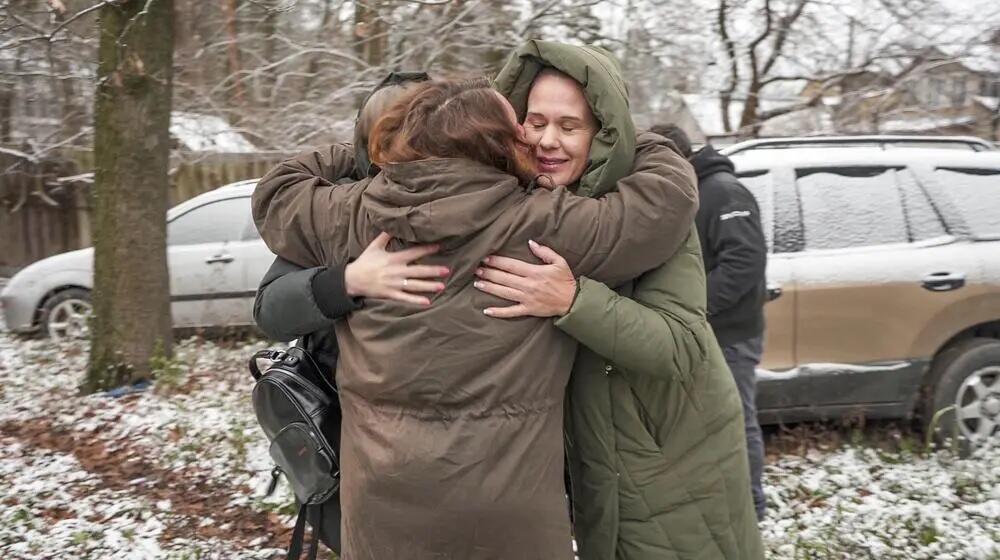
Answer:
[
  {"left": 307, "top": 504, "right": 323, "bottom": 560},
  {"left": 286, "top": 503, "right": 324, "bottom": 560},
  {"left": 286, "top": 503, "right": 309, "bottom": 560},
  {"left": 249, "top": 349, "right": 284, "bottom": 381}
]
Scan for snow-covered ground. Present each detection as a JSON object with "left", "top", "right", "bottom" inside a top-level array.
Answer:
[
  {"left": 0, "top": 333, "right": 296, "bottom": 559},
  {"left": 0, "top": 330, "right": 997, "bottom": 559}
]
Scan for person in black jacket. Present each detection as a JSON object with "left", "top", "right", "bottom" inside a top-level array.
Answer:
[{"left": 651, "top": 124, "right": 768, "bottom": 520}]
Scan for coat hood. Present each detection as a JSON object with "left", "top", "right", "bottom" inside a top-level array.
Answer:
[
  {"left": 362, "top": 158, "right": 524, "bottom": 245},
  {"left": 494, "top": 40, "right": 635, "bottom": 198},
  {"left": 690, "top": 144, "right": 736, "bottom": 182}
]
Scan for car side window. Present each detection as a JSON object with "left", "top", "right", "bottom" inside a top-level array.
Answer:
[
  {"left": 896, "top": 168, "right": 947, "bottom": 241},
  {"left": 931, "top": 167, "right": 1000, "bottom": 239},
  {"left": 736, "top": 167, "right": 803, "bottom": 254},
  {"left": 242, "top": 218, "right": 262, "bottom": 241},
  {"left": 796, "top": 167, "right": 911, "bottom": 251},
  {"left": 167, "top": 197, "right": 251, "bottom": 246}
]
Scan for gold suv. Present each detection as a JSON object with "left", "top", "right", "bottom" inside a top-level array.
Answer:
[{"left": 726, "top": 140, "right": 1000, "bottom": 445}]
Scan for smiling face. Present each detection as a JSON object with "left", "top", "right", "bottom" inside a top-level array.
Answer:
[{"left": 523, "top": 69, "right": 598, "bottom": 187}]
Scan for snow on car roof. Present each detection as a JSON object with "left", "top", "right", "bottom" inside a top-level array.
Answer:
[
  {"left": 731, "top": 147, "right": 1000, "bottom": 173},
  {"left": 166, "top": 179, "right": 258, "bottom": 219}
]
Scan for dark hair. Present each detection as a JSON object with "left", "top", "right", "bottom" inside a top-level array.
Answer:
[
  {"left": 369, "top": 78, "right": 536, "bottom": 184},
  {"left": 650, "top": 123, "right": 693, "bottom": 158},
  {"left": 354, "top": 72, "right": 431, "bottom": 177}
]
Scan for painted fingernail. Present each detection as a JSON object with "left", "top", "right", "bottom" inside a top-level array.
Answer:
[
  {"left": 483, "top": 309, "right": 493, "bottom": 316},
  {"left": 474, "top": 281, "right": 482, "bottom": 289},
  {"left": 529, "top": 239, "right": 539, "bottom": 247}
]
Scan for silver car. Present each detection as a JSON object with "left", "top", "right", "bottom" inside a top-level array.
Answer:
[{"left": 0, "top": 180, "right": 274, "bottom": 339}]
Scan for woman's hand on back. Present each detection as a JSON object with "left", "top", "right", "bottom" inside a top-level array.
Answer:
[
  {"left": 345, "top": 232, "right": 450, "bottom": 306},
  {"left": 474, "top": 240, "right": 576, "bottom": 318}
]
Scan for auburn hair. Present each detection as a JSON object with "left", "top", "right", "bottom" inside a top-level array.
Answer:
[{"left": 368, "top": 78, "right": 536, "bottom": 184}]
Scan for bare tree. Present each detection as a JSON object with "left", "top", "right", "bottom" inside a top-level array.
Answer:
[
  {"left": 86, "top": 0, "right": 174, "bottom": 392},
  {"left": 709, "top": 0, "right": 997, "bottom": 137},
  {"left": 222, "top": 0, "right": 247, "bottom": 109},
  {"left": 717, "top": 0, "right": 811, "bottom": 135}
]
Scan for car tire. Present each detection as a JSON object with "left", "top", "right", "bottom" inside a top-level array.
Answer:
[
  {"left": 924, "top": 337, "right": 1000, "bottom": 451},
  {"left": 38, "top": 288, "right": 93, "bottom": 341}
]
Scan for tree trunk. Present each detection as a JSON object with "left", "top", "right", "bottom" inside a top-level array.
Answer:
[
  {"left": 300, "top": 0, "right": 335, "bottom": 100},
  {"left": 223, "top": 0, "right": 246, "bottom": 109},
  {"left": 48, "top": 1, "right": 88, "bottom": 141},
  {"left": 87, "top": 0, "right": 175, "bottom": 393},
  {"left": 0, "top": 88, "right": 12, "bottom": 143},
  {"left": 436, "top": 0, "right": 459, "bottom": 72},
  {"left": 739, "top": 80, "right": 762, "bottom": 135},
  {"left": 991, "top": 99, "right": 999, "bottom": 142},
  {"left": 481, "top": 0, "right": 514, "bottom": 74},
  {"left": 259, "top": 7, "right": 279, "bottom": 105},
  {"left": 354, "top": 0, "right": 388, "bottom": 70},
  {"left": 353, "top": 0, "right": 389, "bottom": 106}
]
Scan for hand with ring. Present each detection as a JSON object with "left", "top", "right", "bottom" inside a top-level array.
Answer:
[{"left": 345, "top": 232, "right": 450, "bottom": 306}]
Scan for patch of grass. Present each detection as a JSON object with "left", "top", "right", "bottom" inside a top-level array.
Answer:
[
  {"left": 791, "top": 536, "right": 834, "bottom": 559},
  {"left": 918, "top": 524, "right": 939, "bottom": 546},
  {"left": 228, "top": 425, "right": 253, "bottom": 463},
  {"left": 70, "top": 529, "right": 102, "bottom": 545},
  {"left": 151, "top": 340, "right": 189, "bottom": 394},
  {"left": 765, "top": 418, "right": 935, "bottom": 460},
  {"left": 953, "top": 472, "right": 981, "bottom": 500},
  {"left": 10, "top": 507, "right": 31, "bottom": 523},
  {"left": 257, "top": 498, "right": 299, "bottom": 517}
]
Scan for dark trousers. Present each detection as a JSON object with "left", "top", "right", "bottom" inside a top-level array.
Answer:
[{"left": 721, "top": 335, "right": 766, "bottom": 520}]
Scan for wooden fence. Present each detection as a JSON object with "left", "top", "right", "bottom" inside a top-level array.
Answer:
[{"left": 0, "top": 147, "right": 289, "bottom": 274}]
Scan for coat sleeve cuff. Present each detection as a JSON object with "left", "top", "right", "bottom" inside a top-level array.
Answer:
[
  {"left": 310, "top": 264, "right": 364, "bottom": 319},
  {"left": 553, "top": 276, "right": 614, "bottom": 342}
]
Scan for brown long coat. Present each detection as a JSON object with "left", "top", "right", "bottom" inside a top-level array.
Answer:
[{"left": 252, "top": 133, "right": 697, "bottom": 560}]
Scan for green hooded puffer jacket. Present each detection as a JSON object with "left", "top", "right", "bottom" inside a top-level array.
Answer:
[{"left": 496, "top": 40, "right": 764, "bottom": 560}]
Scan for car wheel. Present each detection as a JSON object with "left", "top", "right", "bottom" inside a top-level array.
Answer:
[
  {"left": 39, "top": 288, "right": 93, "bottom": 341},
  {"left": 925, "top": 338, "right": 1000, "bottom": 448}
]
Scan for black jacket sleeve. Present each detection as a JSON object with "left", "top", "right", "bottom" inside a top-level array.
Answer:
[
  {"left": 253, "top": 256, "right": 362, "bottom": 342},
  {"left": 704, "top": 181, "right": 767, "bottom": 316},
  {"left": 252, "top": 145, "right": 364, "bottom": 341}
]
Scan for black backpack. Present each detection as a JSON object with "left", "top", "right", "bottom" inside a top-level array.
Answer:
[{"left": 249, "top": 345, "right": 341, "bottom": 560}]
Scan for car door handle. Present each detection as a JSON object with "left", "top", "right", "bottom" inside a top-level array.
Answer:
[
  {"left": 766, "top": 283, "right": 783, "bottom": 302},
  {"left": 921, "top": 271, "right": 965, "bottom": 292},
  {"left": 205, "top": 254, "right": 235, "bottom": 264}
]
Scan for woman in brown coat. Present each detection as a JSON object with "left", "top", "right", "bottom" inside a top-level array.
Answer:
[{"left": 252, "top": 78, "right": 697, "bottom": 559}]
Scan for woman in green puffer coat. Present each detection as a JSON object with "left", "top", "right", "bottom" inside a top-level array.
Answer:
[{"left": 476, "top": 40, "right": 765, "bottom": 560}]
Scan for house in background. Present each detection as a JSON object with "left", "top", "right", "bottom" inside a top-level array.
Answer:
[
  {"left": 647, "top": 93, "right": 830, "bottom": 147},
  {"left": 802, "top": 44, "right": 1000, "bottom": 140},
  {"left": 650, "top": 36, "right": 999, "bottom": 147}
]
